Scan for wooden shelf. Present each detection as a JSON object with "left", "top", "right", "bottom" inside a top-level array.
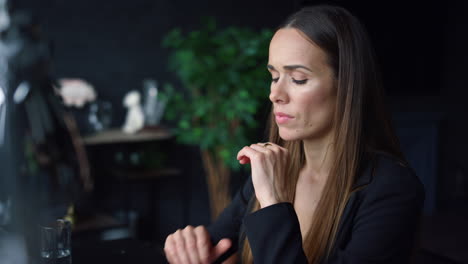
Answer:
[{"left": 83, "top": 127, "right": 173, "bottom": 146}]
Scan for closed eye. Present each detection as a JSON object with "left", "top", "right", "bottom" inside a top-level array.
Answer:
[
  {"left": 271, "top": 77, "right": 279, "bottom": 83},
  {"left": 293, "top": 79, "right": 308, "bottom": 85}
]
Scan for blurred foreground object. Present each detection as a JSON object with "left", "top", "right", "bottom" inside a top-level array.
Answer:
[
  {"left": 0, "top": 2, "right": 92, "bottom": 260},
  {"left": 0, "top": 234, "right": 28, "bottom": 264},
  {"left": 0, "top": 0, "right": 10, "bottom": 32},
  {"left": 122, "top": 90, "right": 144, "bottom": 134}
]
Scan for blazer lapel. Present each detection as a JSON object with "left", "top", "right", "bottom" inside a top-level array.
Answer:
[{"left": 334, "top": 156, "right": 375, "bottom": 248}]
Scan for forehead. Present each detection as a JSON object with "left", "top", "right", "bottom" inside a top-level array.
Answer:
[{"left": 269, "top": 28, "right": 328, "bottom": 70}]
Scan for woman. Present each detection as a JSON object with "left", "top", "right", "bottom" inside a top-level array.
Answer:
[{"left": 164, "top": 5, "right": 424, "bottom": 264}]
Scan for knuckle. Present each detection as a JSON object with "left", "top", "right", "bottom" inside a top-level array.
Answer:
[
  {"left": 196, "top": 235, "right": 209, "bottom": 249},
  {"left": 164, "top": 240, "right": 174, "bottom": 251},
  {"left": 198, "top": 248, "right": 210, "bottom": 263},
  {"left": 173, "top": 230, "right": 182, "bottom": 240},
  {"left": 194, "top": 225, "right": 204, "bottom": 235},
  {"left": 175, "top": 240, "right": 185, "bottom": 252},
  {"left": 195, "top": 228, "right": 210, "bottom": 252},
  {"left": 186, "top": 240, "right": 197, "bottom": 250},
  {"left": 183, "top": 225, "right": 194, "bottom": 233},
  {"left": 194, "top": 225, "right": 205, "bottom": 232},
  {"left": 173, "top": 234, "right": 184, "bottom": 246},
  {"left": 165, "top": 240, "right": 177, "bottom": 254},
  {"left": 164, "top": 245, "right": 175, "bottom": 256},
  {"left": 255, "top": 153, "right": 264, "bottom": 160},
  {"left": 196, "top": 233, "right": 210, "bottom": 248}
]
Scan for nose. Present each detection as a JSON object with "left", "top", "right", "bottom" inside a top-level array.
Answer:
[{"left": 269, "top": 80, "right": 288, "bottom": 104}]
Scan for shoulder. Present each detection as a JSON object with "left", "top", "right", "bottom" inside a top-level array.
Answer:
[
  {"left": 329, "top": 152, "right": 425, "bottom": 262},
  {"left": 358, "top": 151, "right": 425, "bottom": 205}
]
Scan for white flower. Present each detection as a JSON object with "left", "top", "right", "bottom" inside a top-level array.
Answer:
[{"left": 56, "top": 78, "right": 97, "bottom": 108}]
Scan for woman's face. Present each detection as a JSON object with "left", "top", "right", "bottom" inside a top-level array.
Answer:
[{"left": 268, "top": 28, "right": 336, "bottom": 142}]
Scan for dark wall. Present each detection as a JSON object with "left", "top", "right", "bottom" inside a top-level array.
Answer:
[
  {"left": 438, "top": 0, "right": 468, "bottom": 209},
  {"left": 325, "top": 0, "right": 447, "bottom": 96},
  {"left": 13, "top": 0, "right": 455, "bottom": 115},
  {"left": 13, "top": 0, "right": 296, "bottom": 125}
]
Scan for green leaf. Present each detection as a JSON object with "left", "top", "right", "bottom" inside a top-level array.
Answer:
[
  {"left": 162, "top": 28, "right": 182, "bottom": 48},
  {"left": 179, "top": 120, "right": 190, "bottom": 130},
  {"left": 161, "top": 20, "right": 273, "bottom": 170}
]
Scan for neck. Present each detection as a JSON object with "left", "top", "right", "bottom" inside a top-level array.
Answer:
[{"left": 301, "top": 132, "right": 334, "bottom": 182}]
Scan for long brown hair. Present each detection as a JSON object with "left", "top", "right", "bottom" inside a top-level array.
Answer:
[{"left": 242, "top": 5, "right": 404, "bottom": 263}]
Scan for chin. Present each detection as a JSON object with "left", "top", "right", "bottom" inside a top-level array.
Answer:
[
  {"left": 278, "top": 128, "right": 304, "bottom": 141},
  {"left": 278, "top": 126, "right": 329, "bottom": 142}
]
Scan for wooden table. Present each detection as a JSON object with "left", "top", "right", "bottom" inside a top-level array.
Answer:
[{"left": 72, "top": 238, "right": 167, "bottom": 264}]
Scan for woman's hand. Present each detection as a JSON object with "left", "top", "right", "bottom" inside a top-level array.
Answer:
[
  {"left": 237, "top": 142, "right": 289, "bottom": 208},
  {"left": 164, "top": 225, "right": 232, "bottom": 264}
]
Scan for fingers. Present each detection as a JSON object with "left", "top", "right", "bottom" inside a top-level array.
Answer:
[
  {"left": 174, "top": 229, "right": 191, "bottom": 264},
  {"left": 164, "top": 225, "right": 215, "bottom": 264},
  {"left": 183, "top": 226, "right": 201, "bottom": 264},
  {"left": 164, "top": 230, "right": 182, "bottom": 264},
  {"left": 250, "top": 143, "right": 274, "bottom": 154},
  {"left": 257, "top": 142, "right": 284, "bottom": 153},
  {"left": 237, "top": 143, "right": 271, "bottom": 160},
  {"left": 237, "top": 145, "right": 261, "bottom": 165},
  {"left": 239, "top": 156, "right": 251, "bottom": 164},
  {"left": 194, "top": 226, "right": 211, "bottom": 264},
  {"left": 237, "top": 142, "right": 288, "bottom": 208},
  {"left": 211, "top": 238, "right": 232, "bottom": 261},
  {"left": 237, "top": 142, "right": 285, "bottom": 163}
]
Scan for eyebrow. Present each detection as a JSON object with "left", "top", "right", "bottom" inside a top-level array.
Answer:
[{"left": 267, "top": 64, "right": 313, "bottom": 73}]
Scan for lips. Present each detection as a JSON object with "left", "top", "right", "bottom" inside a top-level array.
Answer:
[{"left": 274, "top": 112, "right": 294, "bottom": 124}]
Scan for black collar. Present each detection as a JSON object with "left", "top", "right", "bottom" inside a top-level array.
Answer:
[
  {"left": 351, "top": 152, "right": 378, "bottom": 190},
  {"left": 352, "top": 163, "right": 373, "bottom": 189}
]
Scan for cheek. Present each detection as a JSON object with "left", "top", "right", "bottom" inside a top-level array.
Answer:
[{"left": 298, "top": 88, "right": 333, "bottom": 123}]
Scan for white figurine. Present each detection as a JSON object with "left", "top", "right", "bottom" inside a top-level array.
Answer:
[{"left": 122, "top": 90, "right": 144, "bottom": 134}]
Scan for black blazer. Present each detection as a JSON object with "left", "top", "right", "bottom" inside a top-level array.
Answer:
[{"left": 207, "top": 152, "right": 425, "bottom": 264}]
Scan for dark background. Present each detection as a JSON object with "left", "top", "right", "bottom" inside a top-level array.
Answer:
[{"left": 10, "top": 0, "right": 468, "bottom": 259}]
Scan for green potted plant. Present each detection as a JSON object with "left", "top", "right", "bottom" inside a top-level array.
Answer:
[{"left": 162, "top": 19, "right": 272, "bottom": 219}]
